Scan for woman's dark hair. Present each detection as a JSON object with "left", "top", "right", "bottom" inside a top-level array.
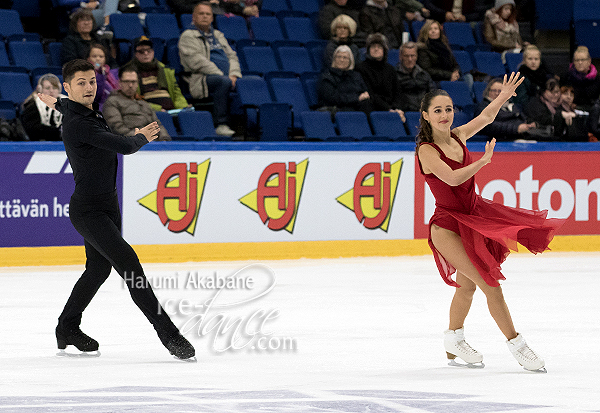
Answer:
[
  {"left": 544, "top": 78, "right": 560, "bottom": 93},
  {"left": 416, "top": 89, "right": 452, "bottom": 148},
  {"left": 88, "top": 43, "right": 109, "bottom": 60},
  {"left": 63, "top": 59, "right": 95, "bottom": 84},
  {"left": 69, "top": 8, "right": 96, "bottom": 33}
]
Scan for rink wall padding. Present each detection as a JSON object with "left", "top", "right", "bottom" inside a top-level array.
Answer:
[{"left": 2, "top": 141, "right": 600, "bottom": 266}]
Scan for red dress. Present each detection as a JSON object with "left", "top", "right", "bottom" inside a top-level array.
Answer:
[{"left": 417, "top": 134, "right": 565, "bottom": 287}]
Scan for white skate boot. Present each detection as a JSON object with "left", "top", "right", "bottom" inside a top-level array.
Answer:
[
  {"left": 506, "top": 333, "right": 546, "bottom": 372},
  {"left": 444, "top": 328, "right": 484, "bottom": 368}
]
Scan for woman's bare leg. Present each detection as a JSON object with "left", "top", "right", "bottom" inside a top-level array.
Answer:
[
  {"left": 431, "top": 225, "right": 518, "bottom": 340},
  {"left": 449, "top": 272, "right": 476, "bottom": 331}
]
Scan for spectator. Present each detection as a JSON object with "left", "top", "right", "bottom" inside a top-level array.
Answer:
[
  {"left": 168, "top": 0, "right": 256, "bottom": 16},
  {"left": 483, "top": 0, "right": 525, "bottom": 54},
  {"left": 318, "top": 45, "right": 373, "bottom": 114},
  {"left": 319, "top": 0, "right": 361, "bottom": 40},
  {"left": 359, "top": 0, "right": 405, "bottom": 49},
  {"left": 79, "top": 0, "right": 119, "bottom": 31},
  {"left": 128, "top": 36, "right": 189, "bottom": 112},
  {"left": 88, "top": 43, "right": 119, "bottom": 110},
  {"left": 356, "top": 33, "right": 405, "bottom": 118},
  {"left": 102, "top": 65, "right": 171, "bottom": 141},
  {"left": 392, "top": 0, "right": 430, "bottom": 21},
  {"left": 563, "top": 46, "right": 600, "bottom": 111},
  {"left": 525, "top": 78, "right": 576, "bottom": 141},
  {"left": 20, "top": 74, "right": 66, "bottom": 141},
  {"left": 61, "top": 8, "right": 117, "bottom": 67},
  {"left": 588, "top": 99, "right": 600, "bottom": 141},
  {"left": 474, "top": 77, "right": 536, "bottom": 141},
  {"left": 178, "top": 2, "right": 242, "bottom": 136},
  {"left": 559, "top": 84, "right": 589, "bottom": 141},
  {"left": 421, "top": 0, "right": 486, "bottom": 23},
  {"left": 396, "top": 41, "right": 435, "bottom": 111},
  {"left": 416, "top": 20, "right": 465, "bottom": 84},
  {"left": 323, "top": 14, "right": 362, "bottom": 70},
  {"left": 514, "top": 45, "right": 554, "bottom": 109}
]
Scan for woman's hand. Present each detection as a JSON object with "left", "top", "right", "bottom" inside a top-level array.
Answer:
[
  {"left": 358, "top": 91, "right": 370, "bottom": 101},
  {"left": 562, "top": 111, "right": 576, "bottom": 126},
  {"left": 498, "top": 72, "right": 524, "bottom": 101},
  {"left": 481, "top": 138, "right": 496, "bottom": 165}
]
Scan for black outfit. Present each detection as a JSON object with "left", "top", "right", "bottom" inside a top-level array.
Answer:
[
  {"left": 55, "top": 98, "right": 178, "bottom": 339},
  {"left": 589, "top": 100, "right": 600, "bottom": 138},
  {"left": 356, "top": 56, "right": 402, "bottom": 111},
  {"left": 396, "top": 62, "right": 436, "bottom": 112},
  {"left": 21, "top": 99, "right": 62, "bottom": 141},
  {"left": 318, "top": 67, "right": 373, "bottom": 113},
  {"left": 323, "top": 39, "right": 361, "bottom": 72},
  {"left": 474, "top": 98, "right": 529, "bottom": 141},
  {"left": 61, "top": 32, "right": 117, "bottom": 68},
  {"left": 421, "top": 0, "right": 487, "bottom": 22},
  {"left": 318, "top": 2, "right": 361, "bottom": 39},
  {"left": 359, "top": 3, "right": 405, "bottom": 49},
  {"left": 563, "top": 67, "right": 600, "bottom": 111},
  {"left": 417, "top": 40, "right": 460, "bottom": 82},
  {"left": 524, "top": 97, "right": 564, "bottom": 141}
]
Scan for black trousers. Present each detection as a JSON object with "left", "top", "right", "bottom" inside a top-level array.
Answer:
[{"left": 57, "top": 191, "right": 177, "bottom": 337}]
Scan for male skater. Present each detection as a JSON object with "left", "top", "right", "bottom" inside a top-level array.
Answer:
[{"left": 39, "top": 59, "right": 195, "bottom": 360}]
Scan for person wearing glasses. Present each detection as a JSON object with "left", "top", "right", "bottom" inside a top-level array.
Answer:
[
  {"left": 563, "top": 46, "right": 600, "bottom": 111},
  {"left": 103, "top": 64, "right": 171, "bottom": 141},
  {"left": 127, "top": 36, "right": 190, "bottom": 113}
]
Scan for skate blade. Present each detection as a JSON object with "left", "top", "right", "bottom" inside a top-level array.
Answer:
[
  {"left": 448, "top": 359, "right": 485, "bottom": 369},
  {"left": 56, "top": 349, "right": 101, "bottom": 358},
  {"left": 173, "top": 355, "right": 197, "bottom": 363},
  {"left": 523, "top": 366, "right": 547, "bottom": 373}
]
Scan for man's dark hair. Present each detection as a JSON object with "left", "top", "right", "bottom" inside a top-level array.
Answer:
[
  {"left": 63, "top": 59, "right": 95, "bottom": 84},
  {"left": 118, "top": 63, "right": 139, "bottom": 80}
]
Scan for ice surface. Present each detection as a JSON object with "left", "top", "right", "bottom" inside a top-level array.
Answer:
[{"left": 0, "top": 252, "right": 598, "bottom": 412}]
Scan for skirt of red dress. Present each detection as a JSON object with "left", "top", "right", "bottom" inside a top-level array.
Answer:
[{"left": 428, "top": 195, "right": 566, "bottom": 288}]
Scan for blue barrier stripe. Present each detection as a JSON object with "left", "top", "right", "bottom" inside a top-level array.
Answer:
[{"left": 2, "top": 141, "right": 599, "bottom": 152}]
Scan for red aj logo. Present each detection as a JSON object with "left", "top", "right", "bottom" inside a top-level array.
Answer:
[
  {"left": 336, "top": 160, "right": 403, "bottom": 231},
  {"left": 137, "top": 160, "right": 210, "bottom": 235},
  {"left": 239, "top": 159, "right": 308, "bottom": 233}
]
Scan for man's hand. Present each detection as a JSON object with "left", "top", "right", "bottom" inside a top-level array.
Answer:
[
  {"left": 38, "top": 93, "right": 57, "bottom": 110},
  {"left": 135, "top": 122, "right": 161, "bottom": 142}
]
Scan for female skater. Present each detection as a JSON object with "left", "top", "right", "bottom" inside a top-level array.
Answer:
[{"left": 416, "top": 72, "right": 564, "bottom": 372}]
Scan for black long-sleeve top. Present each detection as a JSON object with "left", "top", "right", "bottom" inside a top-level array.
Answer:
[{"left": 55, "top": 98, "right": 148, "bottom": 196}]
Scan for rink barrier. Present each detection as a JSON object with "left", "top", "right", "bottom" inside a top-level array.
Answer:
[{"left": 0, "top": 235, "right": 598, "bottom": 267}]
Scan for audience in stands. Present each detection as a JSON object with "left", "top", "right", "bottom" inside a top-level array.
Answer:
[
  {"left": 319, "top": 0, "right": 361, "bottom": 40},
  {"left": 88, "top": 43, "right": 119, "bottom": 110},
  {"left": 392, "top": 0, "right": 430, "bottom": 21},
  {"left": 20, "top": 74, "right": 66, "bottom": 141},
  {"left": 356, "top": 33, "right": 405, "bottom": 119},
  {"left": 323, "top": 14, "right": 361, "bottom": 70},
  {"left": 559, "top": 84, "right": 589, "bottom": 141},
  {"left": 483, "top": 0, "right": 525, "bottom": 54},
  {"left": 359, "top": 0, "right": 405, "bottom": 49},
  {"left": 514, "top": 45, "right": 554, "bottom": 109},
  {"left": 103, "top": 65, "right": 171, "bottom": 141},
  {"left": 563, "top": 46, "right": 600, "bottom": 111},
  {"left": 525, "top": 78, "right": 579, "bottom": 141},
  {"left": 128, "top": 36, "right": 189, "bottom": 112},
  {"left": 588, "top": 99, "right": 600, "bottom": 141},
  {"left": 421, "top": 0, "right": 487, "bottom": 23},
  {"left": 474, "top": 77, "right": 536, "bottom": 141},
  {"left": 396, "top": 41, "right": 435, "bottom": 112},
  {"left": 178, "top": 1, "right": 241, "bottom": 136},
  {"left": 318, "top": 45, "right": 373, "bottom": 114},
  {"left": 61, "top": 8, "right": 117, "bottom": 67},
  {"left": 416, "top": 20, "right": 464, "bottom": 84},
  {"left": 168, "top": 0, "right": 258, "bottom": 16},
  {"left": 79, "top": 0, "right": 119, "bottom": 30}
]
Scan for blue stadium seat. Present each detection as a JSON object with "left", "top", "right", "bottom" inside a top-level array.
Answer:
[
  {"left": 369, "top": 111, "right": 410, "bottom": 141},
  {"left": 269, "top": 77, "right": 310, "bottom": 128},
  {"left": 250, "top": 17, "right": 286, "bottom": 43},
  {"left": 282, "top": 17, "right": 318, "bottom": 44},
  {"left": 145, "top": 13, "right": 181, "bottom": 41},
  {"left": 288, "top": 0, "right": 319, "bottom": 15},
  {"left": 0, "top": 100, "right": 17, "bottom": 120},
  {"left": 47, "top": 42, "right": 63, "bottom": 66},
  {"left": 473, "top": 51, "right": 506, "bottom": 77},
  {"left": 31, "top": 67, "right": 63, "bottom": 88},
  {"left": 215, "top": 15, "right": 250, "bottom": 42},
  {"left": 505, "top": 52, "right": 523, "bottom": 73},
  {"left": 0, "top": 44, "right": 10, "bottom": 67},
  {"left": 300, "top": 72, "right": 319, "bottom": 108},
  {"left": 443, "top": 22, "right": 476, "bottom": 50},
  {"left": 473, "top": 81, "right": 487, "bottom": 103},
  {"left": 335, "top": 111, "right": 376, "bottom": 141},
  {"left": 9, "top": 41, "right": 48, "bottom": 71},
  {"left": 0, "top": 71, "right": 33, "bottom": 105},
  {"left": 261, "top": 0, "right": 290, "bottom": 14},
  {"left": 453, "top": 50, "right": 474, "bottom": 75},
  {"left": 154, "top": 110, "right": 178, "bottom": 137},
  {"left": 574, "top": 20, "right": 600, "bottom": 58},
  {"left": 300, "top": 111, "right": 338, "bottom": 141},
  {"left": 536, "top": 0, "right": 573, "bottom": 30},
  {"left": 179, "top": 14, "right": 193, "bottom": 31},
  {"left": 110, "top": 14, "right": 145, "bottom": 41},
  {"left": 178, "top": 111, "right": 225, "bottom": 141},
  {"left": 387, "top": 48, "right": 400, "bottom": 66},
  {"left": 259, "top": 102, "right": 291, "bottom": 141},
  {"left": 276, "top": 46, "right": 315, "bottom": 74},
  {"left": 0, "top": 10, "right": 25, "bottom": 38},
  {"left": 236, "top": 76, "right": 274, "bottom": 135},
  {"left": 404, "top": 111, "right": 421, "bottom": 137},
  {"left": 439, "top": 80, "right": 475, "bottom": 117},
  {"left": 574, "top": 0, "right": 600, "bottom": 21},
  {"left": 241, "top": 46, "right": 281, "bottom": 75},
  {"left": 409, "top": 20, "right": 424, "bottom": 42}
]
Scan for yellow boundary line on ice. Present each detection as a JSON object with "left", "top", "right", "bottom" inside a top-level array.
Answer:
[{"left": 0, "top": 235, "right": 597, "bottom": 267}]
